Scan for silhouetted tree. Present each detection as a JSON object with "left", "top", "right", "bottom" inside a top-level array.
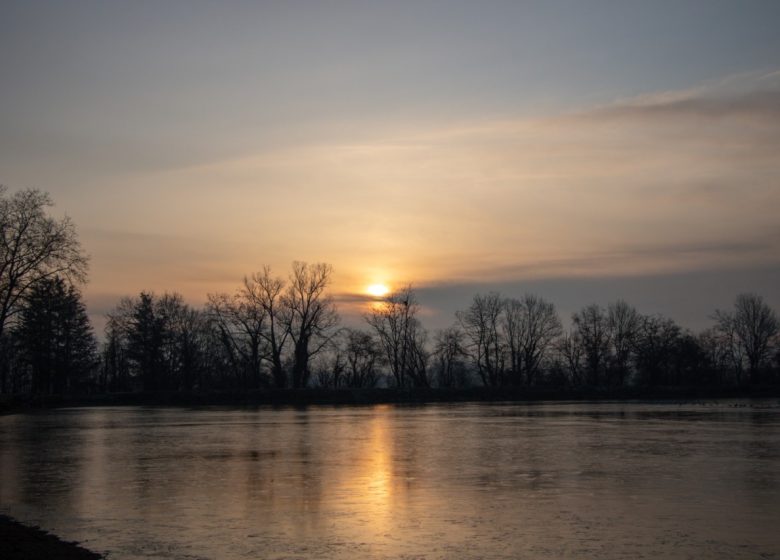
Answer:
[
  {"left": 366, "top": 286, "right": 429, "bottom": 388},
  {"left": 127, "top": 293, "right": 166, "bottom": 391},
  {"left": 102, "top": 318, "right": 131, "bottom": 392},
  {"left": 284, "top": 262, "right": 339, "bottom": 388},
  {"left": 341, "top": 328, "right": 383, "bottom": 388},
  {"left": 553, "top": 330, "right": 584, "bottom": 387},
  {"left": 246, "top": 267, "right": 289, "bottom": 388},
  {"left": 207, "top": 285, "right": 268, "bottom": 390},
  {"left": 572, "top": 304, "right": 610, "bottom": 387},
  {"left": 673, "top": 332, "right": 711, "bottom": 386},
  {"left": 0, "top": 187, "right": 88, "bottom": 392},
  {"left": 633, "top": 315, "right": 682, "bottom": 387},
  {"left": 313, "top": 342, "right": 346, "bottom": 388},
  {"left": 502, "top": 294, "right": 562, "bottom": 386},
  {"left": 706, "top": 318, "right": 747, "bottom": 386},
  {"left": 407, "top": 321, "right": 431, "bottom": 387},
  {"left": 714, "top": 293, "right": 778, "bottom": 384},
  {"left": 86, "top": 273, "right": 780, "bottom": 397},
  {"left": 157, "top": 293, "right": 207, "bottom": 391},
  {"left": 457, "top": 292, "right": 505, "bottom": 387},
  {"left": 15, "top": 276, "right": 97, "bottom": 394},
  {"left": 432, "top": 326, "right": 470, "bottom": 387},
  {"left": 606, "top": 300, "right": 640, "bottom": 387},
  {"left": 697, "top": 327, "right": 730, "bottom": 386},
  {"left": 106, "top": 292, "right": 205, "bottom": 392},
  {"left": 0, "top": 332, "right": 26, "bottom": 393}
]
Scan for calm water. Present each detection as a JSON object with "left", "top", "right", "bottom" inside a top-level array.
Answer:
[{"left": 1, "top": 402, "right": 779, "bottom": 559}]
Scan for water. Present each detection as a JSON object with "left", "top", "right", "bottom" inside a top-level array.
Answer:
[{"left": 1, "top": 402, "right": 779, "bottom": 559}]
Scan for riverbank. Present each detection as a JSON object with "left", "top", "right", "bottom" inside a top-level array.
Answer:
[
  {"left": 2, "top": 386, "right": 779, "bottom": 414},
  {"left": 0, "top": 515, "right": 103, "bottom": 560}
]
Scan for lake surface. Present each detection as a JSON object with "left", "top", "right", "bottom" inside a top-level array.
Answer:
[{"left": 1, "top": 402, "right": 779, "bottom": 559}]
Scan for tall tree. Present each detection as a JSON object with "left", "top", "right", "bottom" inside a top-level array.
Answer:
[
  {"left": 0, "top": 187, "right": 88, "bottom": 392},
  {"left": 502, "top": 294, "right": 562, "bottom": 386},
  {"left": 606, "top": 300, "right": 640, "bottom": 386},
  {"left": 156, "top": 293, "right": 206, "bottom": 391},
  {"left": 457, "top": 292, "right": 505, "bottom": 387},
  {"left": 16, "top": 276, "right": 97, "bottom": 394},
  {"left": 432, "top": 326, "right": 470, "bottom": 388},
  {"left": 341, "top": 328, "right": 384, "bottom": 388},
  {"left": 127, "top": 293, "right": 166, "bottom": 392},
  {"left": 207, "top": 287, "right": 268, "bottom": 390},
  {"left": 245, "top": 267, "right": 289, "bottom": 388},
  {"left": 572, "top": 304, "right": 610, "bottom": 387},
  {"left": 102, "top": 317, "right": 131, "bottom": 392},
  {"left": 284, "top": 262, "right": 339, "bottom": 388},
  {"left": 714, "top": 293, "right": 779, "bottom": 384},
  {"left": 366, "top": 285, "right": 429, "bottom": 388},
  {"left": 554, "top": 330, "right": 584, "bottom": 387},
  {"left": 633, "top": 314, "right": 682, "bottom": 387}
]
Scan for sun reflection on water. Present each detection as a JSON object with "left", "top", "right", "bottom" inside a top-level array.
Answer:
[
  {"left": 350, "top": 406, "right": 396, "bottom": 542},
  {"left": 366, "top": 408, "right": 392, "bottom": 500}
]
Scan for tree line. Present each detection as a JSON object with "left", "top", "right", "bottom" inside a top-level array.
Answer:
[{"left": 1, "top": 187, "right": 779, "bottom": 396}]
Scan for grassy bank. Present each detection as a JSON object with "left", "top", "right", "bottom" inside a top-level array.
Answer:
[{"left": 0, "top": 515, "right": 103, "bottom": 560}]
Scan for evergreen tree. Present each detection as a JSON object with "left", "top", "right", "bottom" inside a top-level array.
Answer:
[
  {"left": 15, "top": 276, "right": 97, "bottom": 394},
  {"left": 127, "top": 292, "right": 166, "bottom": 392}
]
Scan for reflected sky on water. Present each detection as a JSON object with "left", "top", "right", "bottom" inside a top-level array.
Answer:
[{"left": 1, "top": 402, "right": 779, "bottom": 559}]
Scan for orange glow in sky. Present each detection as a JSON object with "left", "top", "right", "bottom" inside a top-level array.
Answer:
[
  {"left": 366, "top": 283, "right": 390, "bottom": 298},
  {"left": 2, "top": 2, "right": 779, "bottom": 330}
]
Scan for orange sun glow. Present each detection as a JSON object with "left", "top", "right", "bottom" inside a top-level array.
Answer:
[{"left": 366, "top": 283, "right": 390, "bottom": 298}]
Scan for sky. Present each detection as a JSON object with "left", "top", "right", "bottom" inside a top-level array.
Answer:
[{"left": 1, "top": 0, "right": 779, "bottom": 333}]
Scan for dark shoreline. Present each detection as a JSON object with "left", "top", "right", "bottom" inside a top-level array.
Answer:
[
  {"left": 0, "top": 515, "right": 103, "bottom": 560},
  {"left": 2, "top": 386, "right": 779, "bottom": 414}
]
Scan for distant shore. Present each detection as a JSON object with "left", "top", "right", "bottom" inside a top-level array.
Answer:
[
  {"left": 2, "top": 386, "right": 779, "bottom": 414},
  {"left": 0, "top": 515, "right": 103, "bottom": 560}
]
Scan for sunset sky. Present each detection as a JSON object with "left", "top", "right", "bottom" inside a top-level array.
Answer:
[{"left": 2, "top": 0, "right": 779, "bottom": 331}]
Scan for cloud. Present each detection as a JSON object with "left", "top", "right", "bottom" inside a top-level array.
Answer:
[
  {"left": 586, "top": 89, "right": 780, "bottom": 122},
  {"left": 136, "top": 74, "right": 779, "bottom": 285},
  {"left": 414, "top": 264, "right": 780, "bottom": 332},
  {"left": 56, "top": 71, "right": 780, "bottom": 332}
]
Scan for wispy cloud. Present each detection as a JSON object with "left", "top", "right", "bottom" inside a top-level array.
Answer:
[
  {"left": 73, "top": 72, "right": 780, "bottom": 322},
  {"left": 587, "top": 89, "right": 780, "bottom": 121}
]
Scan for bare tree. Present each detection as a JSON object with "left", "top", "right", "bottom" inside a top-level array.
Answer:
[
  {"left": 366, "top": 285, "right": 429, "bottom": 388},
  {"left": 633, "top": 314, "right": 682, "bottom": 387},
  {"left": 607, "top": 300, "right": 640, "bottom": 386},
  {"left": 311, "top": 336, "right": 348, "bottom": 388},
  {"left": 407, "top": 320, "right": 431, "bottom": 387},
  {"left": 555, "top": 330, "right": 584, "bottom": 387},
  {"left": 103, "top": 297, "right": 136, "bottom": 391},
  {"left": 342, "top": 328, "right": 384, "bottom": 388},
  {"left": 502, "top": 294, "right": 562, "bottom": 386},
  {"left": 572, "top": 304, "right": 610, "bottom": 387},
  {"left": 206, "top": 288, "right": 267, "bottom": 390},
  {"left": 0, "top": 188, "right": 88, "bottom": 391},
  {"left": 157, "top": 293, "right": 207, "bottom": 391},
  {"left": 244, "top": 267, "right": 289, "bottom": 388},
  {"left": 432, "top": 326, "right": 470, "bottom": 388},
  {"left": 714, "top": 293, "right": 779, "bottom": 384},
  {"left": 457, "top": 292, "right": 505, "bottom": 387},
  {"left": 708, "top": 314, "right": 746, "bottom": 385},
  {"left": 284, "top": 262, "right": 339, "bottom": 388},
  {"left": 698, "top": 327, "right": 733, "bottom": 386}
]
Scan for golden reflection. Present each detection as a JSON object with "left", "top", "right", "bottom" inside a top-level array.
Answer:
[
  {"left": 355, "top": 406, "right": 396, "bottom": 538},
  {"left": 366, "top": 406, "right": 393, "bottom": 503}
]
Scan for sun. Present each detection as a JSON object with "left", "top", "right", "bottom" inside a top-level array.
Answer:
[{"left": 366, "top": 283, "right": 390, "bottom": 298}]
